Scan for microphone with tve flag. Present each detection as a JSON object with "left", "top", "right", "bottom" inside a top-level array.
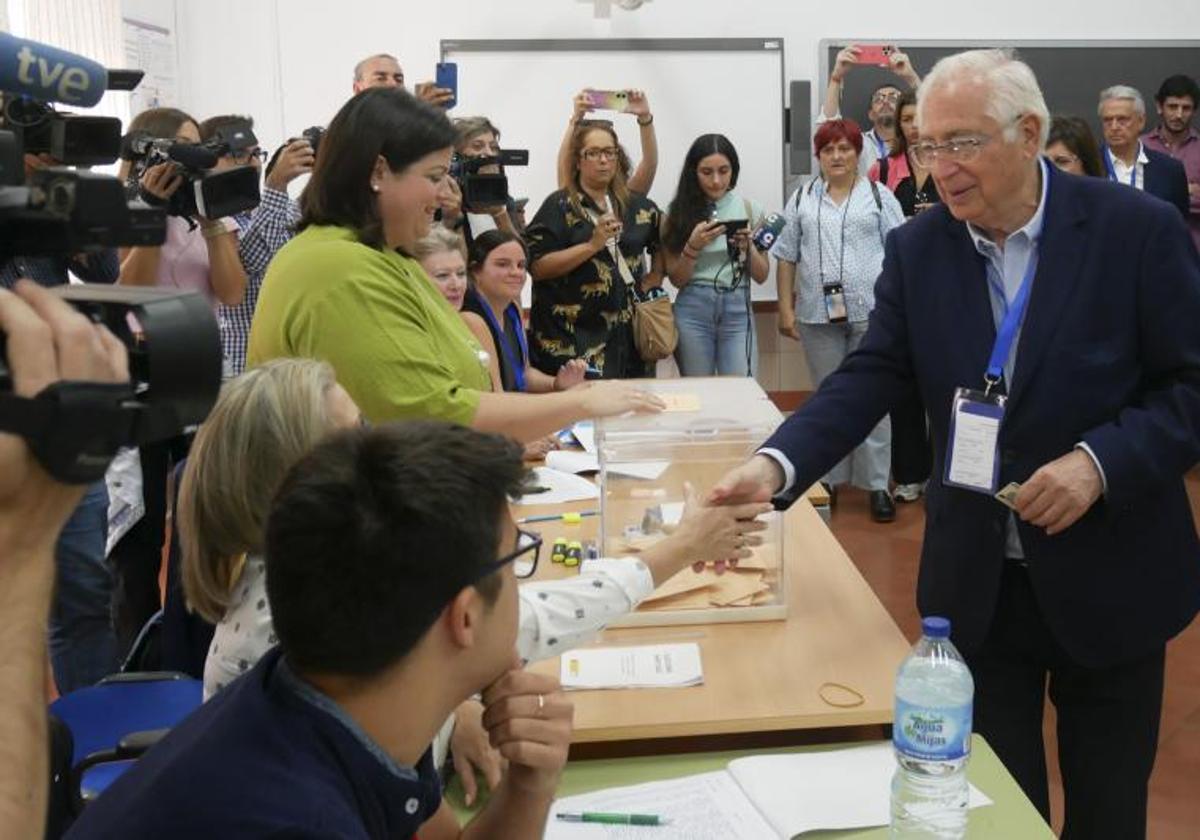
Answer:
[
  {"left": 0, "top": 32, "right": 107, "bottom": 107},
  {"left": 751, "top": 212, "right": 787, "bottom": 252}
]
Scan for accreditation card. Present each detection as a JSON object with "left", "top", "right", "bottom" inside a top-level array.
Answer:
[{"left": 943, "top": 387, "right": 1006, "bottom": 494}]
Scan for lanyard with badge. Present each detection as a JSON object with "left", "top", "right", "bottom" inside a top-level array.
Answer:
[
  {"left": 816, "top": 179, "right": 854, "bottom": 324},
  {"left": 477, "top": 300, "right": 528, "bottom": 392},
  {"left": 1103, "top": 143, "right": 1139, "bottom": 188},
  {"left": 943, "top": 200, "right": 1045, "bottom": 495}
]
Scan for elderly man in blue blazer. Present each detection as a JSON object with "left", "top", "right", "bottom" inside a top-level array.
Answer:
[
  {"left": 713, "top": 50, "right": 1200, "bottom": 840},
  {"left": 1098, "top": 84, "right": 1191, "bottom": 218}
]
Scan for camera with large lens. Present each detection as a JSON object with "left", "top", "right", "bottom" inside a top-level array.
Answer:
[
  {"left": 450, "top": 148, "right": 528, "bottom": 210},
  {"left": 0, "top": 34, "right": 220, "bottom": 481},
  {"left": 123, "top": 118, "right": 261, "bottom": 220}
]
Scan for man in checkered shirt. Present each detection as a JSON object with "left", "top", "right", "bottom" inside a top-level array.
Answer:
[{"left": 200, "top": 116, "right": 314, "bottom": 376}]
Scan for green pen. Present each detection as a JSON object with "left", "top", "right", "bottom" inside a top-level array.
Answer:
[{"left": 555, "top": 811, "right": 669, "bottom": 826}]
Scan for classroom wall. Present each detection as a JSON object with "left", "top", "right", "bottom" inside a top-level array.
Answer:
[{"left": 166, "top": 0, "right": 1200, "bottom": 394}]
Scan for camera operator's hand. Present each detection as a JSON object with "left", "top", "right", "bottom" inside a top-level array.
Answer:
[
  {"left": 438, "top": 174, "right": 463, "bottom": 225},
  {"left": 265, "top": 139, "right": 316, "bottom": 192},
  {"left": 589, "top": 213, "right": 622, "bottom": 252},
  {"left": 414, "top": 81, "right": 454, "bottom": 108},
  {"left": 730, "top": 227, "right": 752, "bottom": 254},
  {"left": 831, "top": 46, "right": 861, "bottom": 83},
  {"left": 0, "top": 281, "right": 128, "bottom": 547},
  {"left": 140, "top": 161, "right": 184, "bottom": 201}
]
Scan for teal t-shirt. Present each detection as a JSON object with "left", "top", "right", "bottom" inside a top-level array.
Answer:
[{"left": 690, "top": 190, "right": 764, "bottom": 288}]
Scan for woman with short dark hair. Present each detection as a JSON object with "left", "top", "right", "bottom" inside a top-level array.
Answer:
[
  {"left": 249, "top": 88, "right": 662, "bottom": 437},
  {"left": 660, "top": 134, "right": 769, "bottom": 376}
]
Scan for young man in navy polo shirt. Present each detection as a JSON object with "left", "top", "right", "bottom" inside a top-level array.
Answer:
[{"left": 68, "top": 421, "right": 573, "bottom": 839}]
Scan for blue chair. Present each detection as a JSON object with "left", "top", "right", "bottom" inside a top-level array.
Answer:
[{"left": 48, "top": 671, "right": 202, "bottom": 813}]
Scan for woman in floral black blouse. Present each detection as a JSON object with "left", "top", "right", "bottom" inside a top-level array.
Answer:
[{"left": 525, "top": 122, "right": 662, "bottom": 379}]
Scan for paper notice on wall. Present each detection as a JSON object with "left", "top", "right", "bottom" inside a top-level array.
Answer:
[{"left": 123, "top": 17, "right": 177, "bottom": 112}]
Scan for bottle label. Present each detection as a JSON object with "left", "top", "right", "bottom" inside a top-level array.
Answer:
[{"left": 894, "top": 699, "right": 972, "bottom": 762}]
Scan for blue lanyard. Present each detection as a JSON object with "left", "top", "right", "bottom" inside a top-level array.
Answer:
[
  {"left": 477, "top": 297, "right": 528, "bottom": 392},
  {"left": 873, "top": 132, "right": 887, "bottom": 163},
  {"left": 1102, "top": 144, "right": 1139, "bottom": 188},
  {"left": 983, "top": 166, "right": 1051, "bottom": 394}
]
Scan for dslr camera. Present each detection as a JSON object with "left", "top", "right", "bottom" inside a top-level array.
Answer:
[
  {"left": 450, "top": 148, "right": 528, "bottom": 209},
  {"left": 123, "top": 118, "right": 261, "bottom": 220}
]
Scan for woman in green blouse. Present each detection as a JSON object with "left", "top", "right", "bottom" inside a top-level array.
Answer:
[{"left": 249, "top": 88, "right": 661, "bottom": 437}]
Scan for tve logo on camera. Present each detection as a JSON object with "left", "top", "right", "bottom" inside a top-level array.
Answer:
[
  {"left": 0, "top": 33, "right": 107, "bottom": 107},
  {"left": 15, "top": 45, "right": 93, "bottom": 103}
]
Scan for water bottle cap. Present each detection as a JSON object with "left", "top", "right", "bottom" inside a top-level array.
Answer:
[{"left": 921, "top": 616, "right": 951, "bottom": 638}]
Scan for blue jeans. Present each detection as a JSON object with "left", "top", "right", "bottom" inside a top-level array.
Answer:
[
  {"left": 673, "top": 282, "right": 758, "bottom": 377},
  {"left": 49, "top": 480, "right": 118, "bottom": 693}
]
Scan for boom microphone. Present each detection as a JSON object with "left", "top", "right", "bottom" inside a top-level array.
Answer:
[
  {"left": 0, "top": 33, "right": 107, "bottom": 107},
  {"left": 751, "top": 212, "right": 787, "bottom": 252}
]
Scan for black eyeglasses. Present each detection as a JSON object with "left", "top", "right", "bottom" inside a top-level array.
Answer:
[
  {"left": 470, "top": 528, "right": 542, "bottom": 582},
  {"left": 232, "top": 148, "right": 268, "bottom": 165}
]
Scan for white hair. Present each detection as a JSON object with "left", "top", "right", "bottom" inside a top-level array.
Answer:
[
  {"left": 1098, "top": 85, "right": 1146, "bottom": 117},
  {"left": 916, "top": 49, "right": 1050, "bottom": 149}
]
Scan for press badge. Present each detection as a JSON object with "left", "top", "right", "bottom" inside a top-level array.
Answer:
[
  {"left": 944, "top": 387, "right": 1006, "bottom": 494},
  {"left": 822, "top": 283, "right": 848, "bottom": 323}
]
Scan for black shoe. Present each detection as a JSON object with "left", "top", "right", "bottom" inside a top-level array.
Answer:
[{"left": 870, "top": 490, "right": 896, "bottom": 523}]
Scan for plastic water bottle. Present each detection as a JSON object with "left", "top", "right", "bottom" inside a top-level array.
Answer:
[{"left": 890, "top": 616, "right": 974, "bottom": 839}]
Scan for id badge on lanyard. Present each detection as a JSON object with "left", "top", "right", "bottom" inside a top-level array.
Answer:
[
  {"left": 943, "top": 217, "right": 1041, "bottom": 494},
  {"left": 944, "top": 387, "right": 1006, "bottom": 493}
]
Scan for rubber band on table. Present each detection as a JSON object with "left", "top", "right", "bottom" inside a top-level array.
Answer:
[{"left": 818, "top": 681, "right": 866, "bottom": 708}]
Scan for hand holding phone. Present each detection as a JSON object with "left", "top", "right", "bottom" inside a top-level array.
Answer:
[
  {"left": 852, "top": 44, "right": 895, "bottom": 68},
  {"left": 434, "top": 62, "right": 457, "bottom": 109},
  {"left": 584, "top": 89, "right": 630, "bottom": 113}
]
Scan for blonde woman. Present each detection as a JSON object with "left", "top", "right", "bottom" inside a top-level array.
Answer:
[{"left": 177, "top": 357, "right": 768, "bottom": 803}]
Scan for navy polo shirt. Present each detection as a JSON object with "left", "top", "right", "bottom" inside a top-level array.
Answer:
[{"left": 66, "top": 648, "right": 443, "bottom": 839}]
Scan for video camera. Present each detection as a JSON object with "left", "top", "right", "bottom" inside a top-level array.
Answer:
[
  {"left": 450, "top": 148, "right": 528, "bottom": 209},
  {"left": 0, "top": 34, "right": 220, "bottom": 481},
  {"left": 123, "top": 117, "right": 261, "bottom": 219},
  {"left": 0, "top": 34, "right": 167, "bottom": 258}
]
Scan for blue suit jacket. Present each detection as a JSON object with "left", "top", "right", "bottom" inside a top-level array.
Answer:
[
  {"left": 1143, "top": 147, "right": 1190, "bottom": 218},
  {"left": 767, "top": 166, "right": 1200, "bottom": 668}
]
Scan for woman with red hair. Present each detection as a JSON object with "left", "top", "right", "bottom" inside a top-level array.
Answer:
[{"left": 770, "top": 119, "right": 906, "bottom": 522}]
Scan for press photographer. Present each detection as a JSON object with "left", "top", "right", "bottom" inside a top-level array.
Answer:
[
  {"left": 199, "top": 114, "right": 312, "bottom": 376},
  {"left": 447, "top": 115, "right": 528, "bottom": 240}
]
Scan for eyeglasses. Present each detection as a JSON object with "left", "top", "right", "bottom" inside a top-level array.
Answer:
[
  {"left": 872, "top": 91, "right": 901, "bottom": 103},
  {"left": 1048, "top": 153, "right": 1079, "bottom": 168},
  {"left": 232, "top": 148, "right": 268, "bottom": 165},
  {"left": 910, "top": 133, "right": 996, "bottom": 167},
  {"left": 470, "top": 528, "right": 542, "bottom": 582},
  {"left": 581, "top": 147, "right": 619, "bottom": 162}
]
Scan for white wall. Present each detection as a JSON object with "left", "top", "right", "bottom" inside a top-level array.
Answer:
[{"left": 172, "top": 0, "right": 1200, "bottom": 156}]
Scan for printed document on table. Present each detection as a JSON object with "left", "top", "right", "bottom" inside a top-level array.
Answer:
[
  {"left": 543, "top": 771, "right": 775, "bottom": 840},
  {"left": 513, "top": 467, "right": 599, "bottom": 506},
  {"left": 545, "top": 450, "right": 669, "bottom": 480},
  {"left": 560, "top": 643, "right": 703, "bottom": 689},
  {"left": 572, "top": 421, "right": 596, "bottom": 454}
]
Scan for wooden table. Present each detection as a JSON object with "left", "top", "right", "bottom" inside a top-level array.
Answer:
[{"left": 521, "top": 488, "right": 910, "bottom": 753}]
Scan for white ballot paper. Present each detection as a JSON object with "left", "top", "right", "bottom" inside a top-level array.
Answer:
[
  {"left": 560, "top": 643, "right": 703, "bottom": 690},
  {"left": 545, "top": 450, "right": 670, "bottom": 481},
  {"left": 514, "top": 467, "right": 600, "bottom": 506},
  {"left": 572, "top": 421, "right": 596, "bottom": 454},
  {"left": 544, "top": 742, "right": 993, "bottom": 839}
]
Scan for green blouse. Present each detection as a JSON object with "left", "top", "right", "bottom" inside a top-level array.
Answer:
[{"left": 248, "top": 225, "right": 490, "bottom": 425}]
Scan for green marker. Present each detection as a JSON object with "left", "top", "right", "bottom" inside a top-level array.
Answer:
[{"left": 555, "top": 812, "right": 669, "bottom": 826}]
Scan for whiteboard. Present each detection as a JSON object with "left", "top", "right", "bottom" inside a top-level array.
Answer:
[{"left": 443, "top": 39, "right": 788, "bottom": 301}]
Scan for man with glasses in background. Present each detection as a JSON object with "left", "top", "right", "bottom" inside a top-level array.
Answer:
[
  {"left": 1097, "top": 85, "right": 1189, "bottom": 219},
  {"left": 1142, "top": 74, "right": 1200, "bottom": 251},
  {"left": 67, "top": 421, "right": 576, "bottom": 839},
  {"left": 819, "top": 44, "right": 922, "bottom": 177},
  {"left": 711, "top": 49, "right": 1200, "bottom": 839},
  {"left": 199, "top": 115, "right": 313, "bottom": 376}
]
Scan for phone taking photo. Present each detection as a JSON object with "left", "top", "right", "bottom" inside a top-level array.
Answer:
[
  {"left": 853, "top": 44, "right": 895, "bottom": 68},
  {"left": 585, "top": 89, "right": 630, "bottom": 112},
  {"left": 435, "top": 62, "right": 458, "bottom": 109}
]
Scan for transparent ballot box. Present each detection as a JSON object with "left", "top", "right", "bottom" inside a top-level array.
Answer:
[{"left": 596, "top": 377, "right": 786, "bottom": 627}]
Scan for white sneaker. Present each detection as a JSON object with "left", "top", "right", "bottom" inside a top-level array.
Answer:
[{"left": 893, "top": 482, "right": 924, "bottom": 502}]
